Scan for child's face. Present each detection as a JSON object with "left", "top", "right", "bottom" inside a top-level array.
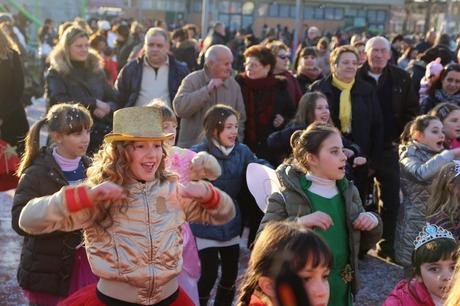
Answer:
[
  {"left": 53, "top": 128, "right": 90, "bottom": 159},
  {"left": 309, "top": 133, "right": 347, "bottom": 180},
  {"left": 297, "top": 262, "right": 330, "bottom": 306},
  {"left": 313, "top": 98, "right": 330, "bottom": 124},
  {"left": 162, "top": 120, "right": 177, "bottom": 146},
  {"left": 418, "top": 258, "right": 456, "bottom": 300},
  {"left": 217, "top": 115, "right": 238, "bottom": 147},
  {"left": 442, "top": 110, "right": 460, "bottom": 141},
  {"left": 416, "top": 120, "right": 445, "bottom": 152},
  {"left": 127, "top": 141, "right": 163, "bottom": 182}
]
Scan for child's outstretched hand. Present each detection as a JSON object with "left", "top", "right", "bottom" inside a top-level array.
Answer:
[
  {"left": 297, "top": 211, "right": 334, "bottom": 231},
  {"left": 353, "top": 156, "right": 367, "bottom": 167},
  {"left": 189, "top": 152, "right": 222, "bottom": 181},
  {"left": 89, "top": 182, "right": 127, "bottom": 202},
  {"left": 179, "top": 181, "right": 211, "bottom": 201},
  {"left": 353, "top": 212, "right": 378, "bottom": 231}
]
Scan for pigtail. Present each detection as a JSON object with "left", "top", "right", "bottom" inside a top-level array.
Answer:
[
  {"left": 399, "top": 120, "right": 414, "bottom": 145},
  {"left": 289, "top": 129, "right": 303, "bottom": 150},
  {"left": 16, "top": 118, "right": 47, "bottom": 176}
]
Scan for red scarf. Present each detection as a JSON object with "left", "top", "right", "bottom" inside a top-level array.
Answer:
[{"left": 237, "top": 73, "right": 280, "bottom": 150}]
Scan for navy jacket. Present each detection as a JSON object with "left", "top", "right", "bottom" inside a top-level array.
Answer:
[
  {"left": 190, "top": 140, "right": 270, "bottom": 241},
  {"left": 114, "top": 54, "right": 189, "bottom": 108}
]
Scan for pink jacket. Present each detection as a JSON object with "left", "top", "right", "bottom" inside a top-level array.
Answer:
[{"left": 383, "top": 279, "right": 435, "bottom": 306}]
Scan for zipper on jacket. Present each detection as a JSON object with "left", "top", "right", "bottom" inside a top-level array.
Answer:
[{"left": 142, "top": 187, "right": 155, "bottom": 300}]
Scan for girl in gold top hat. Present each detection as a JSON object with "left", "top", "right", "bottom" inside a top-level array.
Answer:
[{"left": 17, "top": 106, "right": 236, "bottom": 306}]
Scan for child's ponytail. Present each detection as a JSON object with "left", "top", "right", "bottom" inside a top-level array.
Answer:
[{"left": 16, "top": 118, "right": 47, "bottom": 176}]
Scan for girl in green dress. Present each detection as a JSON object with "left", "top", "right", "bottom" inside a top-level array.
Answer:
[{"left": 259, "top": 123, "right": 383, "bottom": 305}]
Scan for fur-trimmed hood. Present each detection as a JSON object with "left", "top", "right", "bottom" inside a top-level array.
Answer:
[{"left": 49, "top": 48, "right": 103, "bottom": 75}]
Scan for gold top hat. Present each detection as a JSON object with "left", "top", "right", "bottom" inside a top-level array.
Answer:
[{"left": 104, "top": 106, "right": 174, "bottom": 143}]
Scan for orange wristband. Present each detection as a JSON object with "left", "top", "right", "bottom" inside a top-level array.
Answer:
[{"left": 77, "top": 186, "right": 93, "bottom": 209}]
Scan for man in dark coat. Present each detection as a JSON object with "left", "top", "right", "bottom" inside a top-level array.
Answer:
[
  {"left": 357, "top": 36, "right": 419, "bottom": 263},
  {"left": 115, "top": 27, "right": 189, "bottom": 109}
]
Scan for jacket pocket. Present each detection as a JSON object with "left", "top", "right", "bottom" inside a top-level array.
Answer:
[
  {"left": 157, "top": 227, "right": 182, "bottom": 270},
  {"left": 113, "top": 232, "right": 143, "bottom": 274}
]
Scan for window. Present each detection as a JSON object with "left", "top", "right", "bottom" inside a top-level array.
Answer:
[
  {"left": 313, "top": 7, "right": 324, "bottom": 20},
  {"left": 358, "top": 9, "right": 367, "bottom": 17},
  {"left": 290, "top": 5, "right": 297, "bottom": 18},
  {"left": 268, "top": 3, "right": 278, "bottom": 17},
  {"left": 377, "top": 10, "right": 386, "bottom": 23},
  {"left": 304, "top": 6, "right": 314, "bottom": 19},
  {"left": 325, "top": 8, "right": 334, "bottom": 20},
  {"left": 193, "top": 0, "right": 201, "bottom": 13},
  {"left": 368, "top": 10, "right": 377, "bottom": 23},
  {"left": 335, "top": 8, "right": 344, "bottom": 20},
  {"left": 279, "top": 4, "right": 290, "bottom": 17},
  {"left": 346, "top": 8, "right": 357, "bottom": 17}
]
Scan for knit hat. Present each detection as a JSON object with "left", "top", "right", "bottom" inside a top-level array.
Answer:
[{"left": 425, "top": 57, "right": 443, "bottom": 79}]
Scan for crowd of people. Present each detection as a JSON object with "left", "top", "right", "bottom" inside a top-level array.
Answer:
[{"left": 3, "top": 12, "right": 460, "bottom": 306}]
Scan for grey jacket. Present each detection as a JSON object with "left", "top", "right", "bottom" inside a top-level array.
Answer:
[
  {"left": 173, "top": 69, "right": 246, "bottom": 148},
  {"left": 395, "top": 141, "right": 455, "bottom": 267},
  {"left": 258, "top": 164, "right": 382, "bottom": 294}
]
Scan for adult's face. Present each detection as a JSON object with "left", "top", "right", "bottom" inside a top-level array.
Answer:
[
  {"left": 334, "top": 52, "right": 358, "bottom": 83},
  {"left": 144, "top": 34, "right": 169, "bottom": 66},
  {"left": 245, "top": 56, "right": 270, "bottom": 79},
  {"left": 274, "top": 48, "right": 289, "bottom": 73},
  {"left": 69, "top": 36, "right": 89, "bottom": 62},
  {"left": 442, "top": 70, "right": 460, "bottom": 96},
  {"left": 208, "top": 50, "right": 233, "bottom": 80},
  {"left": 367, "top": 39, "right": 391, "bottom": 73}
]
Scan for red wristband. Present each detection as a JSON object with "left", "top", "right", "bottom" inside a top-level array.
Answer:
[
  {"left": 201, "top": 186, "right": 220, "bottom": 210},
  {"left": 65, "top": 187, "right": 79, "bottom": 212},
  {"left": 77, "top": 186, "right": 93, "bottom": 209}
]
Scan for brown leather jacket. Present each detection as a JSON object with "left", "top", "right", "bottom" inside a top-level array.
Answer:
[{"left": 18, "top": 177, "right": 235, "bottom": 304}]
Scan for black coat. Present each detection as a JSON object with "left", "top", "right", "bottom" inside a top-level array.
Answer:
[
  {"left": 11, "top": 148, "right": 91, "bottom": 296},
  {"left": 0, "top": 49, "right": 28, "bottom": 153},
  {"left": 310, "top": 76, "right": 383, "bottom": 163},
  {"left": 45, "top": 64, "right": 118, "bottom": 154},
  {"left": 114, "top": 54, "right": 189, "bottom": 108},
  {"left": 357, "top": 63, "right": 419, "bottom": 143}
]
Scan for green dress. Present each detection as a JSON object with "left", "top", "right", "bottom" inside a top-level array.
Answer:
[{"left": 300, "top": 176, "right": 353, "bottom": 306}]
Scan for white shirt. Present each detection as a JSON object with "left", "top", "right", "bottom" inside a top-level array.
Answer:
[{"left": 135, "top": 56, "right": 170, "bottom": 107}]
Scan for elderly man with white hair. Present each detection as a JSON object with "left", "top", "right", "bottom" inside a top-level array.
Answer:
[
  {"left": 357, "top": 36, "right": 419, "bottom": 263},
  {"left": 173, "top": 44, "right": 246, "bottom": 148}
]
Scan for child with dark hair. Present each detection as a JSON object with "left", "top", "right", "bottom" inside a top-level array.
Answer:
[{"left": 384, "top": 224, "right": 458, "bottom": 305}]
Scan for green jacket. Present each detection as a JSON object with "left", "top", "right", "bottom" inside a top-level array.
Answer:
[{"left": 258, "top": 164, "right": 383, "bottom": 294}]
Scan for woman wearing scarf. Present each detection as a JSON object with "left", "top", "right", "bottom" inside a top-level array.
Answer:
[
  {"left": 310, "top": 45, "right": 383, "bottom": 203},
  {"left": 235, "top": 45, "right": 295, "bottom": 166},
  {"left": 421, "top": 64, "right": 460, "bottom": 113}
]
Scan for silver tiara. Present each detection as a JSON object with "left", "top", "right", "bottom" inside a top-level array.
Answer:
[{"left": 413, "top": 223, "right": 455, "bottom": 251}]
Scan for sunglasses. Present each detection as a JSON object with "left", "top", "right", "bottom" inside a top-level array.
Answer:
[{"left": 278, "top": 54, "right": 289, "bottom": 60}]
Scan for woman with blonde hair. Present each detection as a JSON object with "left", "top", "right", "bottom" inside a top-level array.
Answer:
[
  {"left": 45, "top": 25, "right": 118, "bottom": 155},
  {"left": 0, "top": 27, "right": 28, "bottom": 154}
]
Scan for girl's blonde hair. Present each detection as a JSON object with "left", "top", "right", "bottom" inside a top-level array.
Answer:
[
  {"left": 293, "top": 91, "right": 330, "bottom": 126},
  {"left": 400, "top": 114, "right": 440, "bottom": 145},
  {"left": 445, "top": 248, "right": 460, "bottom": 306},
  {"left": 237, "top": 221, "right": 332, "bottom": 306},
  {"left": 290, "top": 122, "right": 340, "bottom": 171},
  {"left": 427, "top": 162, "right": 460, "bottom": 224},
  {"left": 147, "top": 99, "right": 177, "bottom": 124},
  {"left": 86, "top": 140, "right": 172, "bottom": 231},
  {"left": 17, "top": 103, "right": 92, "bottom": 176}
]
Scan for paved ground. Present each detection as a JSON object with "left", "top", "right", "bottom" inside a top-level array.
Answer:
[{"left": 0, "top": 99, "right": 404, "bottom": 305}]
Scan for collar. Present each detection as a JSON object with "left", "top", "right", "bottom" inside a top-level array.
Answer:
[
  {"left": 211, "top": 139, "right": 235, "bottom": 156},
  {"left": 144, "top": 55, "right": 169, "bottom": 69},
  {"left": 299, "top": 171, "right": 349, "bottom": 194}
]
